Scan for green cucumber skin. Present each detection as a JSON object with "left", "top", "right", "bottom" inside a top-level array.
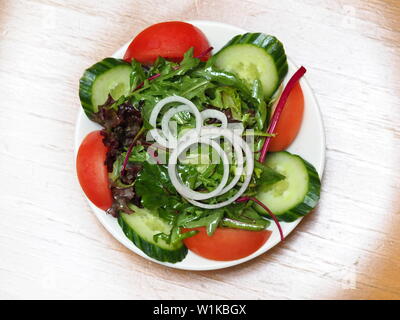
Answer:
[
  {"left": 276, "top": 159, "right": 320, "bottom": 222},
  {"left": 215, "top": 33, "right": 288, "bottom": 98},
  {"left": 118, "top": 215, "right": 188, "bottom": 263},
  {"left": 287, "top": 156, "right": 321, "bottom": 216},
  {"left": 79, "top": 58, "right": 131, "bottom": 118},
  {"left": 256, "top": 152, "right": 321, "bottom": 222}
]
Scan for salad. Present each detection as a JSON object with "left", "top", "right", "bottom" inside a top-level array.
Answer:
[{"left": 77, "top": 21, "right": 321, "bottom": 263}]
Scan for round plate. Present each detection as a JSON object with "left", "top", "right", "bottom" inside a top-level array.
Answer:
[{"left": 74, "top": 21, "right": 326, "bottom": 270}]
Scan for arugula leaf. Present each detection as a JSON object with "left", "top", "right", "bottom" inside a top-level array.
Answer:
[
  {"left": 221, "top": 205, "right": 270, "bottom": 231},
  {"left": 193, "top": 65, "right": 253, "bottom": 100},
  {"left": 254, "top": 161, "right": 286, "bottom": 191},
  {"left": 194, "top": 65, "right": 269, "bottom": 129},
  {"left": 242, "top": 131, "right": 274, "bottom": 137},
  {"left": 148, "top": 57, "right": 177, "bottom": 76},
  {"left": 169, "top": 226, "right": 198, "bottom": 245},
  {"left": 130, "top": 59, "right": 147, "bottom": 90},
  {"left": 167, "top": 48, "right": 200, "bottom": 77},
  {"left": 179, "top": 77, "right": 214, "bottom": 103},
  {"left": 147, "top": 48, "right": 200, "bottom": 82},
  {"left": 251, "top": 79, "right": 267, "bottom": 130},
  {"left": 177, "top": 164, "right": 200, "bottom": 189},
  {"left": 182, "top": 209, "right": 224, "bottom": 236}
]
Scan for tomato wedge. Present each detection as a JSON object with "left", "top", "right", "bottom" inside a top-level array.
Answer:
[
  {"left": 183, "top": 227, "right": 272, "bottom": 261},
  {"left": 76, "top": 131, "right": 112, "bottom": 210},
  {"left": 123, "top": 21, "right": 211, "bottom": 65},
  {"left": 269, "top": 82, "right": 304, "bottom": 152}
]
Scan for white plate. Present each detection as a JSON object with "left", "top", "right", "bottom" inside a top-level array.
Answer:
[{"left": 74, "top": 21, "right": 326, "bottom": 270}]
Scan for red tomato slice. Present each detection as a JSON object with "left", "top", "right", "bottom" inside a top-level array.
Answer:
[
  {"left": 269, "top": 82, "right": 304, "bottom": 152},
  {"left": 76, "top": 131, "right": 113, "bottom": 210},
  {"left": 183, "top": 227, "right": 272, "bottom": 261},
  {"left": 123, "top": 21, "right": 211, "bottom": 65}
]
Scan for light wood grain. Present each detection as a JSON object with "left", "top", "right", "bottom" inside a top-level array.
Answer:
[{"left": 0, "top": 0, "right": 399, "bottom": 300}]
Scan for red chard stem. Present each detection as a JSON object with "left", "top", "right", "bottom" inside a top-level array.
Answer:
[{"left": 259, "top": 66, "right": 307, "bottom": 163}]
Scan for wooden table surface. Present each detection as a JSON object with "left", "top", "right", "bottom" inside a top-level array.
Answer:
[{"left": 1, "top": 0, "right": 399, "bottom": 300}]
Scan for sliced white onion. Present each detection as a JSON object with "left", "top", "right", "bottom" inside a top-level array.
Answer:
[
  {"left": 149, "top": 128, "right": 169, "bottom": 148},
  {"left": 149, "top": 96, "right": 202, "bottom": 148},
  {"left": 200, "top": 127, "right": 244, "bottom": 195},
  {"left": 168, "top": 136, "right": 230, "bottom": 201},
  {"left": 227, "top": 122, "right": 244, "bottom": 136},
  {"left": 161, "top": 105, "right": 201, "bottom": 149},
  {"left": 161, "top": 105, "right": 187, "bottom": 142},
  {"left": 186, "top": 129, "right": 254, "bottom": 209}
]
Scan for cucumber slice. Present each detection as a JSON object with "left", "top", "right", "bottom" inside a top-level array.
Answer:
[
  {"left": 118, "top": 205, "right": 187, "bottom": 263},
  {"left": 214, "top": 33, "right": 288, "bottom": 99},
  {"left": 79, "top": 57, "right": 132, "bottom": 117},
  {"left": 254, "top": 151, "right": 321, "bottom": 222}
]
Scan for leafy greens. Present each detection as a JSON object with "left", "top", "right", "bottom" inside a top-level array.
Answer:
[{"left": 95, "top": 47, "right": 286, "bottom": 240}]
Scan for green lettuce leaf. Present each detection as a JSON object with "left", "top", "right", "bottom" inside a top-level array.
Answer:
[{"left": 135, "top": 162, "right": 181, "bottom": 210}]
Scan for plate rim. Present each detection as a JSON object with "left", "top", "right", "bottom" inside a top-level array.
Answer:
[{"left": 74, "top": 20, "right": 326, "bottom": 271}]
